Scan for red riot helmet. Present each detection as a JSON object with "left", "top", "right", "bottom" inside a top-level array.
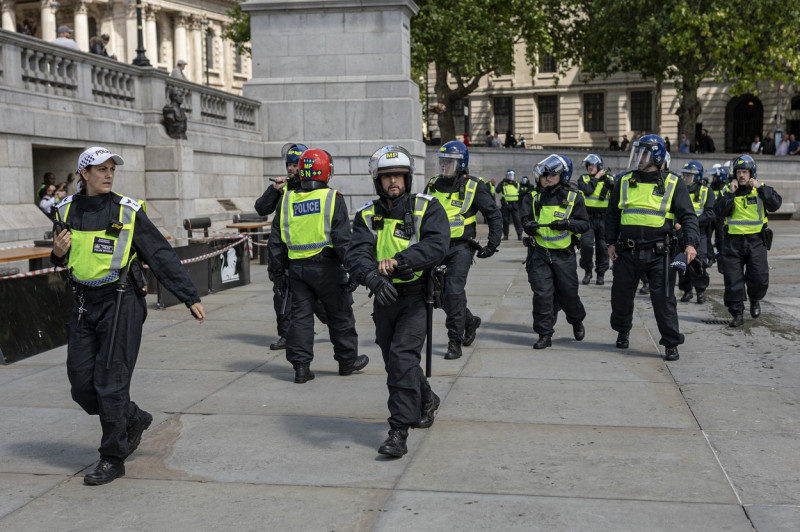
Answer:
[{"left": 298, "top": 149, "right": 334, "bottom": 190}]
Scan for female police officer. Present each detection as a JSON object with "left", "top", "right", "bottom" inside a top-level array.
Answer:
[{"left": 52, "top": 147, "right": 205, "bottom": 485}]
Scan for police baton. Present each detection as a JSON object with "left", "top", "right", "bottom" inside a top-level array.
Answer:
[
  {"left": 279, "top": 278, "right": 290, "bottom": 317},
  {"left": 105, "top": 265, "right": 129, "bottom": 370},
  {"left": 425, "top": 274, "right": 434, "bottom": 378}
]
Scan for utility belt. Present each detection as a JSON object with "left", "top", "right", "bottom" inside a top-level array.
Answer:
[
  {"left": 615, "top": 234, "right": 673, "bottom": 256},
  {"left": 291, "top": 247, "right": 339, "bottom": 263},
  {"left": 726, "top": 227, "right": 773, "bottom": 250},
  {"left": 394, "top": 282, "right": 425, "bottom": 297},
  {"left": 450, "top": 239, "right": 473, "bottom": 248},
  {"left": 587, "top": 209, "right": 607, "bottom": 218},
  {"left": 73, "top": 259, "right": 148, "bottom": 300},
  {"left": 522, "top": 236, "right": 572, "bottom": 254}
]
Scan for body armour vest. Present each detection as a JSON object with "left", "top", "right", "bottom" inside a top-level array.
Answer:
[
  {"left": 530, "top": 190, "right": 579, "bottom": 249},
  {"left": 726, "top": 185, "right": 768, "bottom": 234},
  {"left": 618, "top": 172, "right": 678, "bottom": 228},
  {"left": 280, "top": 188, "right": 337, "bottom": 259},
  {"left": 425, "top": 176, "right": 478, "bottom": 239}
]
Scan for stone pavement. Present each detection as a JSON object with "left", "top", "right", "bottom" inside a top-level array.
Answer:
[{"left": 1, "top": 220, "right": 800, "bottom": 531}]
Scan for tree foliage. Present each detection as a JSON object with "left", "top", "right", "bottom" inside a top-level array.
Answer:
[
  {"left": 411, "top": 0, "right": 579, "bottom": 142},
  {"left": 221, "top": 4, "right": 251, "bottom": 57},
  {"left": 570, "top": 0, "right": 800, "bottom": 137}
]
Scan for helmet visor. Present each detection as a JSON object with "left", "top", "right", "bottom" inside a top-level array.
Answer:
[
  {"left": 438, "top": 156, "right": 460, "bottom": 177},
  {"left": 534, "top": 154, "right": 568, "bottom": 180},
  {"left": 627, "top": 143, "right": 654, "bottom": 170}
]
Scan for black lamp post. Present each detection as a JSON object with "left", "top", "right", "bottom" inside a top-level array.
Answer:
[
  {"left": 132, "top": 1, "right": 151, "bottom": 66},
  {"left": 424, "top": 71, "right": 431, "bottom": 142}
]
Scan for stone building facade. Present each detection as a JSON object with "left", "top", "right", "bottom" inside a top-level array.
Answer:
[
  {"left": 426, "top": 42, "right": 799, "bottom": 154},
  {"left": 0, "top": 0, "right": 250, "bottom": 94}
]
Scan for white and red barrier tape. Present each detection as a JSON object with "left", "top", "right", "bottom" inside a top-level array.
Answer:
[{"left": 0, "top": 236, "right": 251, "bottom": 280}]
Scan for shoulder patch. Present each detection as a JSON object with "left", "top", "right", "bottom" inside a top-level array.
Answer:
[
  {"left": 119, "top": 196, "right": 142, "bottom": 212},
  {"left": 59, "top": 195, "right": 74, "bottom": 206},
  {"left": 356, "top": 200, "right": 375, "bottom": 212},
  {"left": 415, "top": 193, "right": 434, "bottom": 201}
]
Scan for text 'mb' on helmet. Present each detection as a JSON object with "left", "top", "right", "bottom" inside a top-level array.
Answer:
[
  {"left": 582, "top": 153, "right": 603, "bottom": 171},
  {"left": 628, "top": 134, "right": 666, "bottom": 170},
  {"left": 534, "top": 154, "right": 573, "bottom": 184},
  {"left": 732, "top": 154, "right": 757, "bottom": 179},
  {"left": 281, "top": 143, "right": 308, "bottom": 166},
  {"left": 437, "top": 140, "right": 469, "bottom": 176},
  {"left": 299, "top": 148, "right": 334, "bottom": 190},
  {"left": 369, "top": 145, "right": 414, "bottom": 197},
  {"left": 681, "top": 161, "right": 704, "bottom": 184}
]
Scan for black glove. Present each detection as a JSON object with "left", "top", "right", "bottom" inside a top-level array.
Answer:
[
  {"left": 392, "top": 261, "right": 415, "bottom": 281},
  {"left": 549, "top": 219, "right": 570, "bottom": 231},
  {"left": 523, "top": 221, "right": 540, "bottom": 237},
  {"left": 365, "top": 270, "right": 398, "bottom": 307},
  {"left": 345, "top": 274, "right": 360, "bottom": 293},
  {"left": 273, "top": 275, "right": 286, "bottom": 291},
  {"left": 476, "top": 242, "right": 497, "bottom": 259}
]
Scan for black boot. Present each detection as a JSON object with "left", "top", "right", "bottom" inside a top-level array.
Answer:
[
  {"left": 378, "top": 428, "right": 408, "bottom": 458},
  {"left": 533, "top": 335, "right": 552, "bottom": 349},
  {"left": 573, "top": 322, "right": 585, "bottom": 341},
  {"left": 728, "top": 314, "right": 744, "bottom": 328},
  {"left": 696, "top": 291, "right": 706, "bottom": 304},
  {"left": 444, "top": 340, "right": 462, "bottom": 360},
  {"left": 581, "top": 271, "right": 592, "bottom": 285},
  {"left": 750, "top": 300, "right": 761, "bottom": 318},
  {"left": 462, "top": 317, "right": 482, "bottom": 347},
  {"left": 294, "top": 366, "right": 315, "bottom": 383},
  {"left": 680, "top": 291, "right": 693, "bottom": 302},
  {"left": 639, "top": 282, "right": 650, "bottom": 295},
  {"left": 412, "top": 391, "right": 441, "bottom": 429},
  {"left": 126, "top": 410, "right": 153, "bottom": 458},
  {"left": 339, "top": 354, "right": 369, "bottom": 376},
  {"left": 270, "top": 336, "right": 286, "bottom": 350},
  {"left": 616, "top": 331, "right": 629, "bottom": 349},
  {"left": 664, "top": 346, "right": 680, "bottom": 361},
  {"left": 84, "top": 459, "right": 125, "bottom": 486},
  {"left": 595, "top": 273, "right": 605, "bottom": 286}
]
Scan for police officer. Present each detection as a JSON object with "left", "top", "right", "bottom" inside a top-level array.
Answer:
[
  {"left": 425, "top": 141, "right": 502, "bottom": 360},
  {"left": 498, "top": 169, "right": 523, "bottom": 240},
  {"left": 713, "top": 155, "right": 782, "bottom": 327},
  {"left": 267, "top": 149, "right": 368, "bottom": 383},
  {"left": 520, "top": 155, "right": 589, "bottom": 349},
  {"left": 606, "top": 134, "right": 699, "bottom": 361},
  {"left": 677, "top": 161, "right": 714, "bottom": 304},
  {"left": 577, "top": 154, "right": 614, "bottom": 285},
  {"left": 519, "top": 175, "right": 534, "bottom": 195},
  {"left": 254, "top": 143, "right": 327, "bottom": 350},
  {"left": 347, "top": 145, "right": 450, "bottom": 457},
  {"left": 52, "top": 147, "right": 206, "bottom": 485}
]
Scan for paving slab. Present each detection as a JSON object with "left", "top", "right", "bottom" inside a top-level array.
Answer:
[
  {"left": 0, "top": 478, "right": 389, "bottom": 532},
  {"left": 374, "top": 491, "right": 753, "bottom": 532},
  {"left": 0, "top": 473, "right": 68, "bottom": 521},
  {"left": 682, "top": 383, "right": 800, "bottom": 431},
  {"left": 745, "top": 504, "right": 800, "bottom": 532},
  {"left": 398, "top": 421, "right": 738, "bottom": 504}
]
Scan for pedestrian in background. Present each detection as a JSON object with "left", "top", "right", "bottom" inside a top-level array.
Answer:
[{"left": 51, "top": 26, "right": 80, "bottom": 51}]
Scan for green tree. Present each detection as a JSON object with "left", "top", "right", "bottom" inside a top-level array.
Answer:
[
  {"left": 221, "top": 4, "right": 251, "bottom": 57},
  {"left": 571, "top": 0, "right": 800, "bottom": 143},
  {"left": 411, "top": 0, "right": 579, "bottom": 143}
]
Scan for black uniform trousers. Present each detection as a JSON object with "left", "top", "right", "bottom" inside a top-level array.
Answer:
[
  {"left": 721, "top": 233, "right": 769, "bottom": 316},
  {"left": 67, "top": 283, "right": 148, "bottom": 463},
  {"left": 501, "top": 201, "right": 522, "bottom": 238},
  {"left": 526, "top": 246, "right": 586, "bottom": 336},
  {"left": 579, "top": 212, "right": 610, "bottom": 276},
  {"left": 272, "top": 286, "right": 328, "bottom": 338},
  {"left": 610, "top": 248, "right": 684, "bottom": 347},
  {"left": 441, "top": 243, "right": 476, "bottom": 341},
  {"left": 373, "top": 290, "right": 432, "bottom": 429},
  {"left": 678, "top": 234, "right": 709, "bottom": 293},
  {"left": 285, "top": 255, "right": 358, "bottom": 368}
]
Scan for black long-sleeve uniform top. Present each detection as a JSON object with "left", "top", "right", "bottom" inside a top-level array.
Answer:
[
  {"left": 427, "top": 174, "right": 503, "bottom": 248},
  {"left": 576, "top": 173, "right": 615, "bottom": 214},
  {"left": 51, "top": 192, "right": 201, "bottom": 307},
  {"left": 713, "top": 183, "right": 783, "bottom": 222},
  {"left": 266, "top": 187, "right": 351, "bottom": 277},
  {"left": 254, "top": 186, "right": 283, "bottom": 217},
  {"left": 519, "top": 185, "right": 591, "bottom": 235},
  {"left": 346, "top": 194, "right": 450, "bottom": 285},
  {"left": 605, "top": 170, "right": 700, "bottom": 249}
]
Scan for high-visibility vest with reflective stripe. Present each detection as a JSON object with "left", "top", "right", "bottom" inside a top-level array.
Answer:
[
  {"left": 580, "top": 173, "right": 609, "bottom": 209},
  {"left": 281, "top": 188, "right": 336, "bottom": 259},
  {"left": 501, "top": 182, "right": 519, "bottom": 202},
  {"left": 55, "top": 193, "right": 144, "bottom": 286},
  {"left": 618, "top": 172, "right": 677, "bottom": 228},
  {"left": 426, "top": 177, "right": 478, "bottom": 239},
  {"left": 726, "top": 185, "right": 768, "bottom": 234},
  {"left": 689, "top": 185, "right": 709, "bottom": 217},
  {"left": 357, "top": 194, "right": 432, "bottom": 284},
  {"left": 530, "top": 190, "right": 578, "bottom": 249}
]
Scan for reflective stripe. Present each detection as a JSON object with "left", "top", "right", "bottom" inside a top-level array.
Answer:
[
  {"left": 281, "top": 188, "right": 336, "bottom": 257},
  {"left": 726, "top": 187, "right": 766, "bottom": 233},
  {"left": 619, "top": 172, "right": 678, "bottom": 227}
]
